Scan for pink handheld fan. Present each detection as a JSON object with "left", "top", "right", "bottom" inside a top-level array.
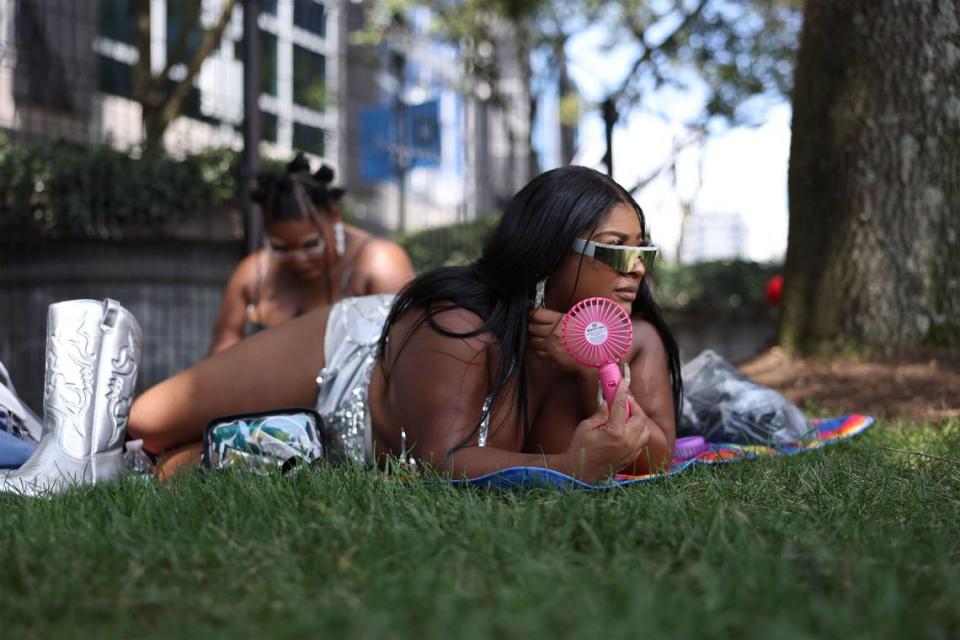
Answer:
[{"left": 561, "top": 297, "right": 633, "bottom": 415}]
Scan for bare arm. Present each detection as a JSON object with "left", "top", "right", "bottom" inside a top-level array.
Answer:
[
  {"left": 386, "top": 307, "right": 551, "bottom": 477},
  {"left": 624, "top": 319, "right": 677, "bottom": 474},
  {"left": 386, "top": 308, "right": 647, "bottom": 482},
  {"left": 207, "top": 255, "right": 258, "bottom": 356},
  {"left": 527, "top": 308, "right": 675, "bottom": 475}
]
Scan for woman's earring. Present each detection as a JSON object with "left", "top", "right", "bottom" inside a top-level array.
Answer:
[
  {"left": 334, "top": 221, "right": 346, "bottom": 257},
  {"left": 534, "top": 278, "right": 547, "bottom": 308}
]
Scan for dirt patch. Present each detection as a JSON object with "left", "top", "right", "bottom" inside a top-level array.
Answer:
[{"left": 738, "top": 347, "right": 960, "bottom": 423}]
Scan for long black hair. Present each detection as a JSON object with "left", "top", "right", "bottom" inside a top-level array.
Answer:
[{"left": 379, "top": 165, "right": 682, "bottom": 450}]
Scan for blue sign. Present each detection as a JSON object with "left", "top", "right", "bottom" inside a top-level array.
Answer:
[
  {"left": 360, "top": 106, "right": 395, "bottom": 183},
  {"left": 359, "top": 100, "right": 441, "bottom": 184},
  {"left": 406, "top": 99, "right": 440, "bottom": 168}
]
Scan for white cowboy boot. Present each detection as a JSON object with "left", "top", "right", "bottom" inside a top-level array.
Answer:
[{"left": 1, "top": 299, "right": 142, "bottom": 496}]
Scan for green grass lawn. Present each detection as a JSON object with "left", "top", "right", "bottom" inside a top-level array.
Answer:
[{"left": 2, "top": 419, "right": 958, "bottom": 640}]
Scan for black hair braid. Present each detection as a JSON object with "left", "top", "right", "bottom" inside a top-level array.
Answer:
[
  {"left": 286, "top": 152, "right": 312, "bottom": 175},
  {"left": 314, "top": 163, "right": 335, "bottom": 185},
  {"left": 254, "top": 154, "right": 339, "bottom": 224}
]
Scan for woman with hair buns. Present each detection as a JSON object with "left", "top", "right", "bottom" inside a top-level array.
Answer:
[{"left": 207, "top": 154, "right": 415, "bottom": 355}]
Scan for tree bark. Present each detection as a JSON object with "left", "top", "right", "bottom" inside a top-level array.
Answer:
[{"left": 782, "top": 0, "right": 960, "bottom": 353}]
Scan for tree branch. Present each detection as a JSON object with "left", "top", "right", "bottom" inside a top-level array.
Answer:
[
  {"left": 158, "top": 0, "right": 204, "bottom": 80},
  {"left": 156, "top": 0, "right": 238, "bottom": 136},
  {"left": 612, "top": 0, "right": 708, "bottom": 103},
  {"left": 132, "top": 0, "right": 153, "bottom": 105},
  {"left": 626, "top": 127, "right": 704, "bottom": 195}
]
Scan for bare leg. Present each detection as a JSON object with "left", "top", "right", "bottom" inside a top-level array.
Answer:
[
  {"left": 129, "top": 306, "right": 331, "bottom": 454},
  {"left": 157, "top": 441, "right": 203, "bottom": 480}
]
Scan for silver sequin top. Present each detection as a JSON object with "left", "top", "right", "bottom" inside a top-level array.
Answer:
[{"left": 315, "top": 294, "right": 492, "bottom": 466}]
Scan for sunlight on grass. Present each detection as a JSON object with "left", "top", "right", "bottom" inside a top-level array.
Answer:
[{"left": 2, "top": 420, "right": 958, "bottom": 638}]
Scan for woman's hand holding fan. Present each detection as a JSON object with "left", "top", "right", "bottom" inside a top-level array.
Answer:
[{"left": 561, "top": 297, "right": 634, "bottom": 416}]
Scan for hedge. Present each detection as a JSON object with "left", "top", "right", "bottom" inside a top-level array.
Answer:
[{"left": 0, "top": 133, "right": 237, "bottom": 237}]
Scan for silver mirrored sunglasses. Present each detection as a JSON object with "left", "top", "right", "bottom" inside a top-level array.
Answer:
[{"left": 570, "top": 238, "right": 658, "bottom": 273}]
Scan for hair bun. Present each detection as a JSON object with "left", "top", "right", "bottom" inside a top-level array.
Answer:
[
  {"left": 314, "top": 164, "right": 335, "bottom": 184},
  {"left": 286, "top": 152, "right": 312, "bottom": 175}
]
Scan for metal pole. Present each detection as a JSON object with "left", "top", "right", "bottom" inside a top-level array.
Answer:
[
  {"left": 242, "top": 0, "right": 262, "bottom": 254},
  {"left": 392, "top": 50, "right": 407, "bottom": 233},
  {"left": 602, "top": 96, "right": 618, "bottom": 177}
]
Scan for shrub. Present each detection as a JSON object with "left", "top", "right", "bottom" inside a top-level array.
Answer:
[
  {"left": 654, "top": 259, "right": 783, "bottom": 314},
  {"left": 396, "top": 213, "right": 501, "bottom": 273},
  {"left": 0, "top": 133, "right": 238, "bottom": 238}
]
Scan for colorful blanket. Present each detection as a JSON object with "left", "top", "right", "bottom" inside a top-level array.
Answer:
[{"left": 452, "top": 414, "right": 874, "bottom": 490}]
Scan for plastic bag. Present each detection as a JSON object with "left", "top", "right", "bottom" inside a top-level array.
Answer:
[
  {"left": 123, "top": 439, "right": 157, "bottom": 477},
  {"left": 678, "top": 350, "right": 810, "bottom": 445}
]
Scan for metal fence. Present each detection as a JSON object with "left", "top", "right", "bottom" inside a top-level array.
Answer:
[{"left": 0, "top": 0, "right": 535, "bottom": 412}]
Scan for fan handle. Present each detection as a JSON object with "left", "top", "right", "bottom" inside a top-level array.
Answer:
[{"left": 598, "top": 361, "right": 631, "bottom": 418}]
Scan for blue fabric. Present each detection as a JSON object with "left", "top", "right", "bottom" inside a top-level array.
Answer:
[
  {"left": 0, "top": 429, "right": 36, "bottom": 469},
  {"left": 446, "top": 464, "right": 690, "bottom": 490},
  {"left": 446, "top": 414, "right": 874, "bottom": 491}
]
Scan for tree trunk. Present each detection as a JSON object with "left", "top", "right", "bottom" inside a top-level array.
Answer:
[{"left": 782, "top": 0, "right": 960, "bottom": 354}]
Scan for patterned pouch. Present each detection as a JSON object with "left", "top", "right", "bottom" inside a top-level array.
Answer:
[{"left": 201, "top": 408, "right": 326, "bottom": 473}]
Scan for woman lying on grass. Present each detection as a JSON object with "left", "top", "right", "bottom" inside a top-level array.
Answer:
[{"left": 129, "top": 166, "right": 682, "bottom": 483}]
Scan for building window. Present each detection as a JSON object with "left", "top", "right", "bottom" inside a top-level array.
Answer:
[
  {"left": 293, "top": 1, "right": 326, "bottom": 38},
  {"left": 293, "top": 45, "right": 326, "bottom": 111},
  {"left": 236, "top": 28, "right": 278, "bottom": 97},
  {"left": 97, "top": 54, "right": 133, "bottom": 98},
  {"left": 262, "top": 111, "right": 278, "bottom": 143},
  {"left": 261, "top": 0, "right": 278, "bottom": 16},
  {"left": 166, "top": 1, "right": 203, "bottom": 63},
  {"left": 293, "top": 123, "right": 324, "bottom": 156},
  {"left": 98, "top": 0, "right": 136, "bottom": 45},
  {"left": 260, "top": 30, "right": 278, "bottom": 97}
]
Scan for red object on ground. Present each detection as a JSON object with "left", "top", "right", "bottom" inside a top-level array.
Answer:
[{"left": 765, "top": 274, "right": 784, "bottom": 306}]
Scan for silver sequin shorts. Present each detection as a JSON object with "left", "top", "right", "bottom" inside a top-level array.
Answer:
[{"left": 314, "top": 294, "right": 395, "bottom": 465}]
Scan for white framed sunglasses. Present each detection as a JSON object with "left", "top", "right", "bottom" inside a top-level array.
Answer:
[{"left": 267, "top": 234, "right": 326, "bottom": 261}]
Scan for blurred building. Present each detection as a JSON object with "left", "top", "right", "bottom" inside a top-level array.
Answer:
[
  {"left": 680, "top": 211, "right": 747, "bottom": 263},
  {"left": 0, "top": 0, "right": 543, "bottom": 233},
  {"left": 340, "top": 4, "right": 537, "bottom": 233},
  {"left": 0, "top": 1, "right": 342, "bottom": 166}
]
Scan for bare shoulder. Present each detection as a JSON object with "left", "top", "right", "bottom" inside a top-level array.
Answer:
[
  {"left": 629, "top": 316, "right": 669, "bottom": 364},
  {"left": 402, "top": 304, "right": 491, "bottom": 346},
  {"left": 229, "top": 250, "right": 267, "bottom": 293},
  {"left": 386, "top": 303, "right": 493, "bottom": 364},
  {"left": 428, "top": 304, "right": 490, "bottom": 336},
  {"left": 237, "top": 250, "right": 265, "bottom": 273},
  {"left": 356, "top": 237, "right": 413, "bottom": 271}
]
